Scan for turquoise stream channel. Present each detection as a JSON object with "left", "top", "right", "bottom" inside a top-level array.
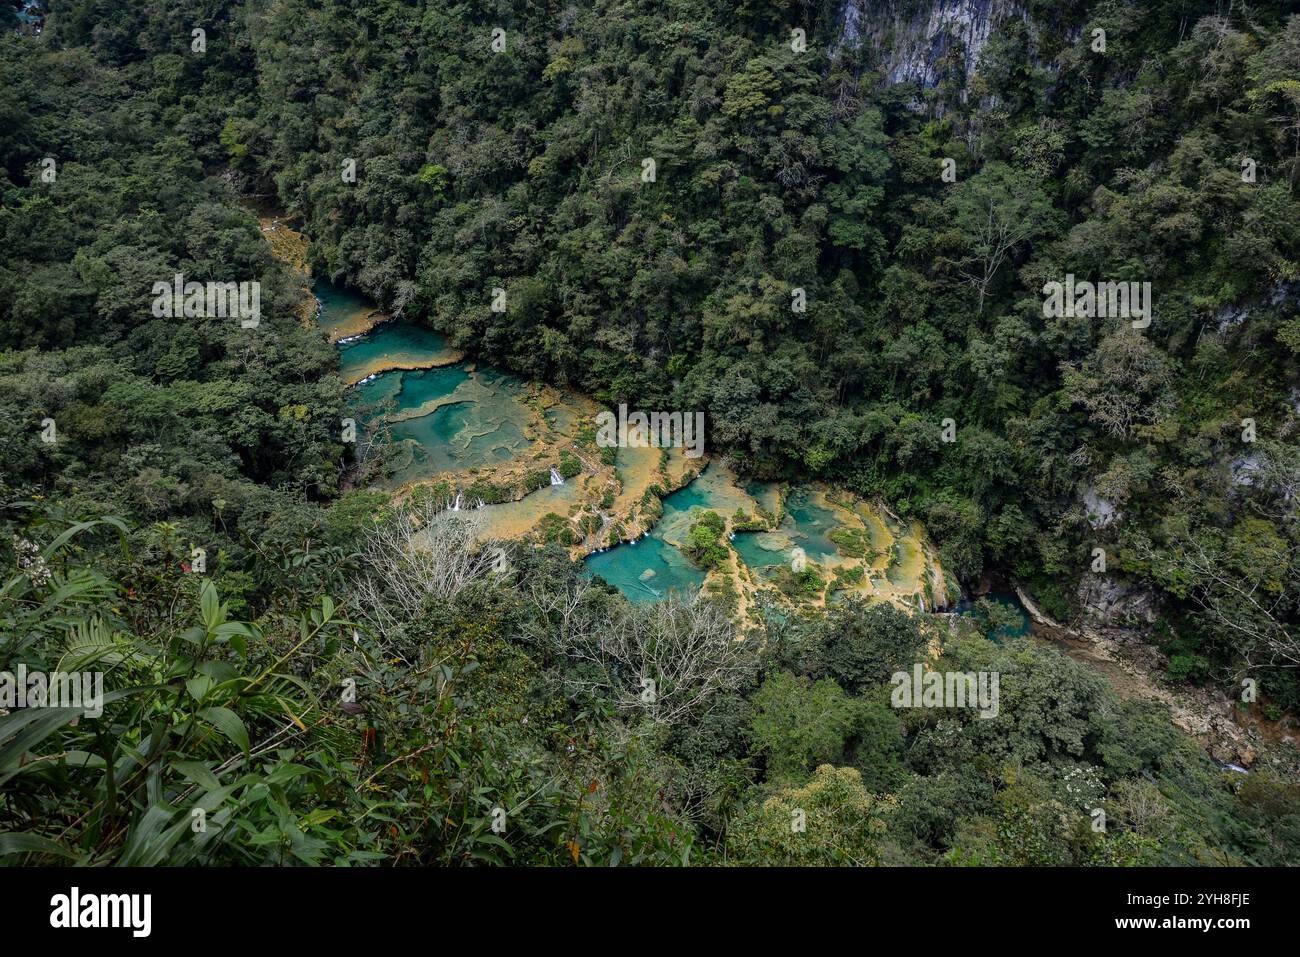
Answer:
[
  {"left": 585, "top": 465, "right": 845, "bottom": 603},
  {"left": 953, "top": 593, "right": 1031, "bottom": 641},
  {"left": 320, "top": 280, "right": 535, "bottom": 486},
  {"left": 319, "top": 278, "right": 726, "bottom": 603},
  {"left": 583, "top": 482, "right": 710, "bottom": 603},
  {"left": 339, "top": 322, "right": 455, "bottom": 383},
  {"left": 319, "top": 282, "right": 991, "bottom": 614},
  {"left": 730, "top": 487, "right": 840, "bottom": 569}
]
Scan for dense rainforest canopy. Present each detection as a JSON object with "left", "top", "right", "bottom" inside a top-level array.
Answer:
[{"left": 1, "top": 0, "right": 1298, "bottom": 866}]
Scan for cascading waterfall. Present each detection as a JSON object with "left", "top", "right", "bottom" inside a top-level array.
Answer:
[{"left": 550, "top": 467, "right": 564, "bottom": 486}]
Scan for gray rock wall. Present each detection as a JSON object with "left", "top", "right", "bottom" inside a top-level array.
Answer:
[{"left": 838, "top": 0, "right": 1029, "bottom": 87}]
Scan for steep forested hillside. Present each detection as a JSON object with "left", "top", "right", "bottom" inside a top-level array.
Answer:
[
  {"left": 236, "top": 0, "right": 1300, "bottom": 703},
  {"left": 1, "top": 0, "right": 1298, "bottom": 867}
]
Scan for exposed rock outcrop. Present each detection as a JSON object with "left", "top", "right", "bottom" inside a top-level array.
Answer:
[
  {"left": 1077, "top": 573, "right": 1156, "bottom": 631},
  {"left": 838, "top": 0, "right": 1029, "bottom": 88},
  {"left": 1081, "top": 485, "right": 1120, "bottom": 529},
  {"left": 1015, "top": 580, "right": 1269, "bottom": 768}
]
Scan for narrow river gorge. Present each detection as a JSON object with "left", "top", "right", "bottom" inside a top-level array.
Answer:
[
  {"left": 301, "top": 257, "right": 952, "bottom": 622},
  {"left": 294, "top": 247, "right": 1264, "bottom": 766}
]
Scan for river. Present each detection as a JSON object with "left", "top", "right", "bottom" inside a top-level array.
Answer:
[{"left": 317, "top": 278, "right": 950, "bottom": 617}]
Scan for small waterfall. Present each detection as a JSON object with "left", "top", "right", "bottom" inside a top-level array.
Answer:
[
  {"left": 550, "top": 467, "right": 564, "bottom": 486},
  {"left": 451, "top": 492, "right": 463, "bottom": 511},
  {"left": 476, "top": 498, "right": 486, "bottom": 509}
]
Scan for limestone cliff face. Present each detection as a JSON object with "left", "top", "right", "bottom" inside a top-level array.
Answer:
[
  {"left": 1077, "top": 573, "right": 1157, "bottom": 632},
  {"left": 838, "top": 0, "right": 1029, "bottom": 88}
]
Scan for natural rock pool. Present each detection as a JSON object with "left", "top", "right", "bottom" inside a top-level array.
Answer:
[
  {"left": 339, "top": 320, "right": 463, "bottom": 385},
  {"left": 319, "top": 281, "right": 950, "bottom": 614}
]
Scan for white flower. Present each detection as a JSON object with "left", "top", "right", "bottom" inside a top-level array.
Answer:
[{"left": 13, "top": 537, "right": 51, "bottom": 588}]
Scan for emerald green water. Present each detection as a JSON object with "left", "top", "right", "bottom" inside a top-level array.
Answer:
[
  {"left": 745, "top": 481, "right": 782, "bottom": 518},
  {"left": 353, "top": 364, "right": 467, "bottom": 411},
  {"left": 351, "top": 368, "right": 404, "bottom": 408},
  {"left": 584, "top": 471, "right": 855, "bottom": 601},
  {"left": 733, "top": 487, "right": 839, "bottom": 570},
  {"left": 781, "top": 489, "right": 839, "bottom": 559},
  {"left": 317, "top": 282, "right": 927, "bottom": 608},
  {"left": 731, "top": 532, "right": 790, "bottom": 568},
  {"left": 315, "top": 280, "right": 374, "bottom": 339},
  {"left": 583, "top": 465, "right": 743, "bottom": 602},
  {"left": 354, "top": 366, "right": 534, "bottom": 485},
  {"left": 660, "top": 474, "right": 727, "bottom": 533},
  {"left": 956, "top": 593, "right": 1031, "bottom": 642},
  {"left": 584, "top": 534, "right": 706, "bottom": 603},
  {"left": 662, "top": 481, "right": 711, "bottom": 513},
  {"left": 319, "top": 280, "right": 537, "bottom": 487},
  {"left": 339, "top": 321, "right": 456, "bottom": 382}
]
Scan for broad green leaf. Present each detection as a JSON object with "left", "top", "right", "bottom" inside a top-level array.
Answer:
[
  {"left": 198, "top": 706, "right": 250, "bottom": 755},
  {"left": 0, "top": 831, "right": 83, "bottom": 861},
  {"left": 200, "top": 581, "right": 220, "bottom": 630}
]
